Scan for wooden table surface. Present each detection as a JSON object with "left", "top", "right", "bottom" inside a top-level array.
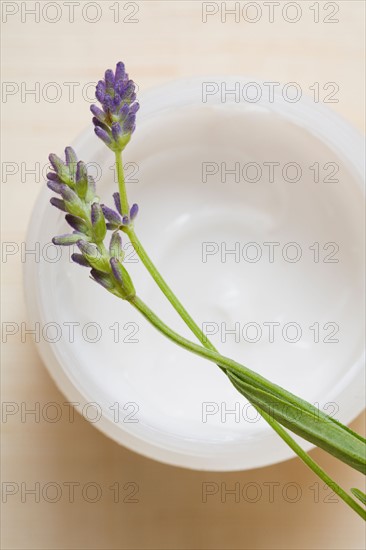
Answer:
[{"left": 2, "top": 1, "right": 365, "bottom": 549}]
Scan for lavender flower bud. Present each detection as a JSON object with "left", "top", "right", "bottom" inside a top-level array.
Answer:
[
  {"left": 123, "top": 113, "right": 136, "bottom": 135},
  {"left": 65, "top": 214, "right": 90, "bottom": 235},
  {"left": 109, "top": 232, "right": 124, "bottom": 261},
  {"left": 47, "top": 180, "right": 63, "bottom": 194},
  {"left": 111, "top": 122, "right": 122, "bottom": 141},
  {"left": 130, "top": 203, "right": 139, "bottom": 220},
  {"left": 105, "top": 69, "right": 115, "bottom": 90},
  {"left": 76, "top": 160, "right": 87, "bottom": 182},
  {"left": 85, "top": 176, "right": 97, "bottom": 202},
  {"left": 101, "top": 204, "right": 121, "bottom": 229},
  {"left": 65, "top": 146, "right": 78, "bottom": 166},
  {"left": 49, "top": 153, "right": 71, "bottom": 184},
  {"left": 113, "top": 192, "right": 122, "bottom": 215},
  {"left": 90, "top": 269, "right": 116, "bottom": 292},
  {"left": 71, "top": 253, "right": 90, "bottom": 267},
  {"left": 110, "top": 257, "right": 123, "bottom": 284},
  {"left": 130, "top": 102, "right": 140, "bottom": 115},
  {"left": 75, "top": 161, "right": 88, "bottom": 199},
  {"left": 111, "top": 121, "right": 131, "bottom": 149},
  {"left": 90, "top": 104, "right": 108, "bottom": 124},
  {"left": 119, "top": 104, "right": 129, "bottom": 118},
  {"left": 47, "top": 172, "right": 62, "bottom": 183},
  {"left": 52, "top": 233, "right": 83, "bottom": 246},
  {"left": 48, "top": 153, "right": 65, "bottom": 173},
  {"left": 77, "top": 240, "right": 110, "bottom": 273},
  {"left": 61, "top": 186, "right": 85, "bottom": 218},
  {"left": 92, "top": 117, "right": 109, "bottom": 132},
  {"left": 96, "top": 81, "right": 106, "bottom": 103},
  {"left": 110, "top": 257, "right": 135, "bottom": 299},
  {"left": 114, "top": 61, "right": 125, "bottom": 82},
  {"left": 50, "top": 197, "right": 66, "bottom": 212},
  {"left": 94, "top": 126, "right": 114, "bottom": 150},
  {"left": 91, "top": 202, "right": 107, "bottom": 242}
]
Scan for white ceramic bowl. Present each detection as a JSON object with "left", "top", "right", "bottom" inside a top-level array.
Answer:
[{"left": 25, "top": 77, "right": 365, "bottom": 470}]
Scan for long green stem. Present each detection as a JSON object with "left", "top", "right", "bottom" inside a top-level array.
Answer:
[
  {"left": 126, "top": 226, "right": 217, "bottom": 350},
  {"left": 130, "top": 295, "right": 365, "bottom": 519},
  {"left": 255, "top": 408, "right": 366, "bottom": 519},
  {"left": 130, "top": 293, "right": 366, "bottom": 474},
  {"left": 117, "top": 166, "right": 365, "bottom": 517},
  {"left": 125, "top": 223, "right": 365, "bottom": 462},
  {"left": 115, "top": 151, "right": 129, "bottom": 217}
]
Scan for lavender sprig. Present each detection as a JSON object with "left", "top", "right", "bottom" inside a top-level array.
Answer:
[
  {"left": 48, "top": 147, "right": 135, "bottom": 301},
  {"left": 91, "top": 61, "right": 140, "bottom": 220},
  {"left": 45, "top": 62, "right": 366, "bottom": 520}
]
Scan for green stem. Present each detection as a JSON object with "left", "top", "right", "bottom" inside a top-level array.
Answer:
[
  {"left": 129, "top": 294, "right": 290, "bottom": 387},
  {"left": 115, "top": 160, "right": 364, "bottom": 517},
  {"left": 115, "top": 151, "right": 129, "bottom": 217},
  {"left": 257, "top": 408, "right": 366, "bottom": 519},
  {"left": 130, "top": 295, "right": 365, "bottom": 520},
  {"left": 126, "top": 227, "right": 217, "bottom": 352},
  {"left": 125, "top": 225, "right": 365, "bottom": 464},
  {"left": 130, "top": 294, "right": 364, "bottom": 465}
]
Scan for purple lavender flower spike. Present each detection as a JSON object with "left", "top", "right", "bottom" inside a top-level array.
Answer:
[
  {"left": 113, "top": 192, "right": 122, "bottom": 215},
  {"left": 130, "top": 203, "right": 139, "bottom": 220},
  {"left": 92, "top": 61, "right": 139, "bottom": 151},
  {"left": 71, "top": 253, "right": 90, "bottom": 267},
  {"left": 122, "top": 215, "right": 130, "bottom": 226}
]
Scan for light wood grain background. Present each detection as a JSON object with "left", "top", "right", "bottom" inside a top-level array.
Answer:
[{"left": 1, "top": 1, "right": 365, "bottom": 549}]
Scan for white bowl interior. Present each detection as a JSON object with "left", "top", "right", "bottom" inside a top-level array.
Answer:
[{"left": 27, "top": 79, "right": 365, "bottom": 470}]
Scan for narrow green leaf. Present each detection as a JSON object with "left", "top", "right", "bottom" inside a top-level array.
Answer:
[
  {"left": 351, "top": 488, "right": 366, "bottom": 506},
  {"left": 227, "top": 371, "right": 366, "bottom": 475}
]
